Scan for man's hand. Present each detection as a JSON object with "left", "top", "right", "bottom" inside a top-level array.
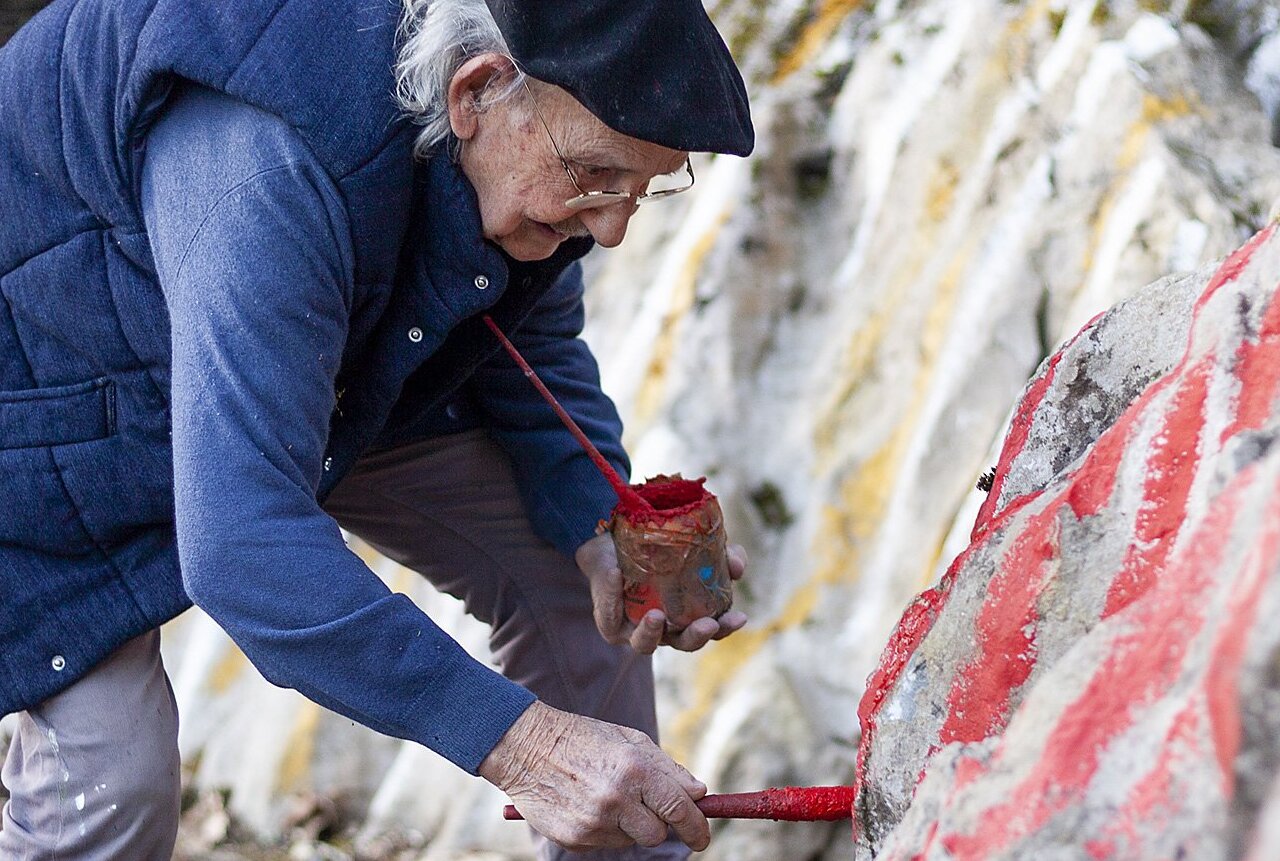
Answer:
[
  {"left": 480, "top": 701, "right": 711, "bottom": 851},
  {"left": 575, "top": 533, "right": 748, "bottom": 655}
]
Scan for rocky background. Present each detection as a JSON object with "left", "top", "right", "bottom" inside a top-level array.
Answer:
[
  {"left": 854, "top": 223, "right": 1280, "bottom": 860},
  {"left": 7, "top": 0, "right": 1280, "bottom": 859}
]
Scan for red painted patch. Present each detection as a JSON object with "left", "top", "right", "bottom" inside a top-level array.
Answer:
[
  {"left": 937, "top": 509, "right": 1058, "bottom": 746},
  {"left": 1195, "top": 223, "right": 1276, "bottom": 311},
  {"left": 972, "top": 352, "right": 1064, "bottom": 537},
  {"left": 858, "top": 586, "right": 955, "bottom": 733},
  {"left": 1103, "top": 704, "right": 1199, "bottom": 851},
  {"left": 855, "top": 581, "right": 953, "bottom": 811},
  {"left": 1065, "top": 419, "right": 1129, "bottom": 518},
  {"left": 1221, "top": 282, "right": 1280, "bottom": 445},
  {"left": 952, "top": 756, "right": 985, "bottom": 789},
  {"left": 1205, "top": 476, "right": 1280, "bottom": 784},
  {"left": 1103, "top": 360, "right": 1211, "bottom": 617},
  {"left": 1085, "top": 839, "right": 1115, "bottom": 859}
]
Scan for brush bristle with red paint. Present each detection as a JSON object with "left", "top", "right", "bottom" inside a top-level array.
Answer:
[{"left": 503, "top": 785, "right": 853, "bottom": 823}]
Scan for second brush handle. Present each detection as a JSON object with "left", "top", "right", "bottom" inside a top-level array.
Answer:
[{"left": 503, "top": 785, "right": 853, "bottom": 823}]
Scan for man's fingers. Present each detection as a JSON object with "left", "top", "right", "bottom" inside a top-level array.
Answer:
[
  {"left": 617, "top": 805, "right": 670, "bottom": 848},
  {"left": 629, "top": 610, "right": 666, "bottom": 654},
  {"left": 660, "top": 612, "right": 747, "bottom": 651},
  {"left": 726, "top": 544, "right": 748, "bottom": 580},
  {"left": 672, "top": 762, "right": 707, "bottom": 800},
  {"left": 592, "top": 566, "right": 629, "bottom": 644},
  {"left": 711, "top": 610, "right": 748, "bottom": 640},
  {"left": 664, "top": 617, "right": 720, "bottom": 652},
  {"left": 576, "top": 531, "right": 620, "bottom": 571},
  {"left": 548, "top": 815, "right": 631, "bottom": 852},
  {"left": 642, "top": 782, "right": 710, "bottom": 852}
]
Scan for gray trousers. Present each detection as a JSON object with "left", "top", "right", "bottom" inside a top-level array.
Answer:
[
  {"left": 0, "top": 631, "right": 181, "bottom": 860},
  {"left": 0, "top": 430, "right": 688, "bottom": 861}
]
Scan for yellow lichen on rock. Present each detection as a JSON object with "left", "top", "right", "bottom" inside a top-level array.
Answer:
[
  {"left": 633, "top": 212, "right": 730, "bottom": 426},
  {"left": 275, "top": 702, "right": 322, "bottom": 795},
  {"left": 208, "top": 645, "right": 247, "bottom": 695},
  {"left": 925, "top": 159, "right": 962, "bottom": 225},
  {"left": 1079, "top": 91, "right": 1197, "bottom": 283},
  {"left": 773, "top": 0, "right": 867, "bottom": 83},
  {"left": 812, "top": 308, "right": 891, "bottom": 466},
  {"left": 668, "top": 562, "right": 835, "bottom": 762}
]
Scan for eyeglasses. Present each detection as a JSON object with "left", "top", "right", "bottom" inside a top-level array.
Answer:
[{"left": 522, "top": 82, "right": 695, "bottom": 212}]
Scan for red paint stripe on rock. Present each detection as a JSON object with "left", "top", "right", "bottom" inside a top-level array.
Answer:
[
  {"left": 938, "top": 510, "right": 1058, "bottom": 746},
  {"left": 1206, "top": 476, "right": 1280, "bottom": 784},
  {"left": 1196, "top": 223, "right": 1276, "bottom": 311},
  {"left": 1103, "top": 359, "right": 1211, "bottom": 617},
  {"left": 1101, "top": 705, "right": 1201, "bottom": 852},
  {"left": 1065, "top": 417, "right": 1129, "bottom": 518},
  {"left": 1085, "top": 839, "right": 1115, "bottom": 859},
  {"left": 1221, "top": 280, "right": 1280, "bottom": 445},
  {"left": 856, "top": 583, "right": 951, "bottom": 802}
]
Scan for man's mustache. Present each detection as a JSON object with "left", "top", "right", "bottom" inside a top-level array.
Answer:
[{"left": 548, "top": 218, "right": 591, "bottom": 239}]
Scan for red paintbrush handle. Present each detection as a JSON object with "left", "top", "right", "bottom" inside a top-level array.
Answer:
[
  {"left": 482, "top": 315, "right": 649, "bottom": 512},
  {"left": 696, "top": 786, "right": 854, "bottom": 821},
  {"left": 503, "top": 785, "right": 853, "bottom": 822}
]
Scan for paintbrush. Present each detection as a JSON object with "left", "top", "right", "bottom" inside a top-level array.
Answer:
[
  {"left": 483, "top": 315, "right": 734, "bottom": 629},
  {"left": 503, "top": 785, "right": 853, "bottom": 823},
  {"left": 483, "top": 315, "right": 650, "bottom": 513}
]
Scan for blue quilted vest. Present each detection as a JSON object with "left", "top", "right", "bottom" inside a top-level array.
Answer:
[{"left": 0, "top": 0, "right": 591, "bottom": 715}]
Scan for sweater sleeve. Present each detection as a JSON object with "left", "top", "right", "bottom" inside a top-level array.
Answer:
[{"left": 140, "top": 86, "right": 533, "bottom": 773}]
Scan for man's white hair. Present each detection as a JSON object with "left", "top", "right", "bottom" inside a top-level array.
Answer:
[{"left": 395, "top": 0, "right": 527, "bottom": 157}]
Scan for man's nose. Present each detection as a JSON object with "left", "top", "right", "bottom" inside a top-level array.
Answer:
[{"left": 581, "top": 201, "right": 637, "bottom": 248}]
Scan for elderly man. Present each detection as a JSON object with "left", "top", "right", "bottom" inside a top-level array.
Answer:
[{"left": 0, "top": 0, "right": 754, "bottom": 858}]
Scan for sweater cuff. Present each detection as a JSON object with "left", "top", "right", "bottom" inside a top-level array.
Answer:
[
  {"left": 536, "top": 454, "right": 628, "bottom": 558},
  {"left": 404, "top": 642, "right": 537, "bottom": 774}
]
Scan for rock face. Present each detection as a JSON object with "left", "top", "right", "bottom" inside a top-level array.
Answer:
[
  {"left": 145, "top": 1, "right": 1280, "bottom": 859},
  {"left": 854, "top": 224, "right": 1280, "bottom": 859}
]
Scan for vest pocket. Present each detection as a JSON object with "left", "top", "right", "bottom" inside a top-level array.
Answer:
[{"left": 0, "top": 378, "right": 116, "bottom": 449}]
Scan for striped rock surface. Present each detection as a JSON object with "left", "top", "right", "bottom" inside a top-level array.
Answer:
[{"left": 854, "top": 224, "right": 1280, "bottom": 860}]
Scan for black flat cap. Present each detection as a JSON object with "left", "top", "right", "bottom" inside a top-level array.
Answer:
[{"left": 484, "top": 0, "right": 754, "bottom": 156}]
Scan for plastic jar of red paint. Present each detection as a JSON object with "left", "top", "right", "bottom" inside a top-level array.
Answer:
[{"left": 610, "top": 475, "right": 733, "bottom": 632}]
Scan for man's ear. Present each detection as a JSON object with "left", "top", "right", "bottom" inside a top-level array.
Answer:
[{"left": 447, "top": 53, "right": 518, "bottom": 141}]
